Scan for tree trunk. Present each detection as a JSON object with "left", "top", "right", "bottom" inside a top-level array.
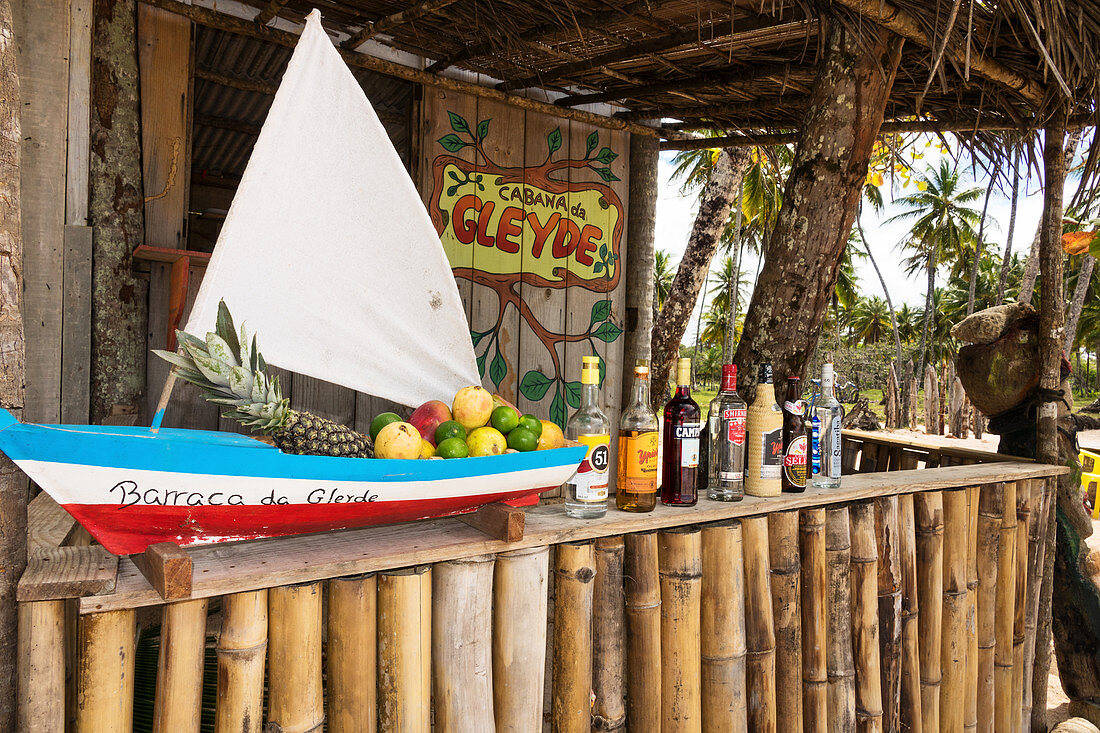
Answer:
[
  {"left": 622, "top": 135, "right": 657, "bottom": 410},
  {"left": 733, "top": 24, "right": 904, "bottom": 398},
  {"left": 90, "top": 0, "right": 147, "bottom": 424},
  {"left": 651, "top": 148, "right": 750, "bottom": 407},
  {"left": 996, "top": 154, "right": 1020, "bottom": 306},
  {"left": 1064, "top": 256, "right": 1095, "bottom": 354},
  {"left": 967, "top": 164, "right": 1000, "bottom": 316},
  {"left": 916, "top": 255, "right": 938, "bottom": 385},
  {"left": 0, "top": 0, "right": 27, "bottom": 726},
  {"left": 722, "top": 182, "right": 744, "bottom": 363},
  {"left": 857, "top": 210, "right": 904, "bottom": 415},
  {"left": 692, "top": 263, "right": 710, "bottom": 388}
]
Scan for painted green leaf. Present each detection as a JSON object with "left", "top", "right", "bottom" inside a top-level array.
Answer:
[
  {"left": 596, "top": 352, "right": 606, "bottom": 385},
  {"left": 476, "top": 351, "right": 487, "bottom": 378},
  {"left": 477, "top": 119, "right": 491, "bottom": 142},
  {"left": 438, "top": 134, "right": 468, "bottom": 153},
  {"left": 519, "top": 370, "right": 554, "bottom": 401},
  {"left": 586, "top": 131, "right": 599, "bottom": 156},
  {"left": 448, "top": 111, "right": 472, "bottom": 136},
  {"left": 599, "top": 243, "right": 608, "bottom": 259},
  {"left": 592, "top": 166, "right": 621, "bottom": 183},
  {"left": 447, "top": 184, "right": 460, "bottom": 196},
  {"left": 470, "top": 330, "right": 489, "bottom": 347},
  {"left": 547, "top": 127, "right": 562, "bottom": 155},
  {"left": 448, "top": 170, "right": 462, "bottom": 182},
  {"left": 590, "top": 300, "right": 612, "bottom": 326},
  {"left": 489, "top": 349, "right": 507, "bottom": 388},
  {"left": 564, "top": 380, "right": 582, "bottom": 409},
  {"left": 593, "top": 262, "right": 605, "bottom": 274},
  {"left": 595, "top": 147, "right": 618, "bottom": 164},
  {"left": 592, "top": 321, "right": 623, "bottom": 343},
  {"left": 550, "top": 390, "right": 567, "bottom": 429}
]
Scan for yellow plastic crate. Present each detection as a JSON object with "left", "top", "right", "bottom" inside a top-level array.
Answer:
[{"left": 1081, "top": 449, "right": 1100, "bottom": 519}]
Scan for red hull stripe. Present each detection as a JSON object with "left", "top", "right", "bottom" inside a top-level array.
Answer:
[{"left": 64, "top": 487, "right": 551, "bottom": 554}]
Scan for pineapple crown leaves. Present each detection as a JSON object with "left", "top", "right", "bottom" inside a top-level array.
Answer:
[{"left": 152, "top": 300, "right": 288, "bottom": 432}]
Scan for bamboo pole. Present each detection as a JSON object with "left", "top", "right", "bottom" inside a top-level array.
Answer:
[
  {"left": 268, "top": 582, "right": 323, "bottom": 733},
  {"left": 898, "top": 493, "right": 923, "bottom": 732},
  {"left": 769, "top": 510, "right": 802, "bottom": 733},
  {"left": 493, "top": 546, "right": 549, "bottom": 733},
  {"left": 915, "top": 491, "right": 943, "bottom": 732},
  {"left": 995, "top": 482, "right": 1018, "bottom": 733},
  {"left": 378, "top": 566, "right": 431, "bottom": 733},
  {"left": 327, "top": 575, "right": 376, "bottom": 733},
  {"left": 743, "top": 515, "right": 777, "bottom": 732},
  {"left": 967, "top": 485, "right": 981, "bottom": 732},
  {"left": 593, "top": 537, "right": 626, "bottom": 731},
  {"left": 1012, "top": 488, "right": 1031, "bottom": 733},
  {"left": 826, "top": 507, "right": 856, "bottom": 733},
  {"left": 1022, "top": 478, "right": 1053, "bottom": 729},
  {"left": 433, "top": 555, "right": 496, "bottom": 731},
  {"left": 625, "top": 532, "right": 661, "bottom": 730},
  {"left": 975, "top": 484, "right": 1004, "bottom": 732},
  {"left": 800, "top": 509, "right": 828, "bottom": 733},
  {"left": 553, "top": 541, "right": 595, "bottom": 733},
  {"left": 875, "top": 495, "right": 903, "bottom": 732},
  {"left": 941, "top": 488, "right": 969, "bottom": 731},
  {"left": 215, "top": 590, "right": 267, "bottom": 733},
  {"left": 850, "top": 502, "right": 883, "bottom": 732},
  {"left": 153, "top": 599, "right": 208, "bottom": 733},
  {"left": 659, "top": 526, "right": 703, "bottom": 732},
  {"left": 17, "top": 600, "right": 65, "bottom": 733},
  {"left": 701, "top": 520, "right": 748, "bottom": 732},
  {"left": 75, "top": 609, "right": 136, "bottom": 733}
]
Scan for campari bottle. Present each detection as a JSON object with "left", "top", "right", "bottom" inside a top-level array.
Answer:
[
  {"left": 616, "top": 362, "right": 660, "bottom": 512},
  {"left": 564, "top": 355, "right": 611, "bottom": 518},
  {"left": 661, "top": 358, "right": 701, "bottom": 506},
  {"left": 706, "top": 364, "right": 747, "bottom": 501}
]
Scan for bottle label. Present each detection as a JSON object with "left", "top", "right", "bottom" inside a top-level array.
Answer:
[
  {"left": 761, "top": 427, "right": 782, "bottom": 478},
  {"left": 723, "top": 407, "right": 747, "bottom": 445},
  {"left": 784, "top": 434, "right": 808, "bottom": 487},
  {"left": 571, "top": 433, "right": 610, "bottom": 502},
  {"left": 830, "top": 417, "right": 842, "bottom": 477},
  {"left": 811, "top": 415, "right": 822, "bottom": 476},
  {"left": 619, "top": 431, "right": 659, "bottom": 486},
  {"left": 675, "top": 422, "right": 701, "bottom": 468},
  {"left": 784, "top": 400, "right": 804, "bottom": 415}
]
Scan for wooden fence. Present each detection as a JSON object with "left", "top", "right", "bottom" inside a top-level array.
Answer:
[{"left": 17, "top": 458, "right": 1064, "bottom": 732}]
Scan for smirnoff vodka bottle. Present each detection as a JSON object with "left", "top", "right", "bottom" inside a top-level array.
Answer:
[{"left": 706, "top": 364, "right": 746, "bottom": 501}]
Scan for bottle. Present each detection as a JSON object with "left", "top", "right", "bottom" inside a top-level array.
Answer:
[
  {"left": 661, "top": 357, "right": 701, "bottom": 506},
  {"left": 617, "top": 362, "right": 660, "bottom": 512},
  {"left": 745, "top": 363, "right": 783, "bottom": 497},
  {"left": 706, "top": 364, "right": 747, "bottom": 501},
  {"left": 564, "top": 355, "right": 611, "bottom": 518},
  {"left": 811, "top": 362, "right": 844, "bottom": 488},
  {"left": 781, "top": 377, "right": 808, "bottom": 493}
]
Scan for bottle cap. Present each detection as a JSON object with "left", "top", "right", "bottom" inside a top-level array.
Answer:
[
  {"left": 635, "top": 365, "right": 650, "bottom": 377},
  {"left": 676, "top": 358, "right": 691, "bottom": 386},
  {"left": 581, "top": 356, "right": 600, "bottom": 385},
  {"left": 721, "top": 364, "right": 736, "bottom": 391},
  {"left": 758, "top": 363, "right": 773, "bottom": 383},
  {"left": 635, "top": 358, "right": 650, "bottom": 368}
]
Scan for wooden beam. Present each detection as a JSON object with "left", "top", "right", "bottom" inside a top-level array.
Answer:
[
  {"left": 341, "top": 0, "right": 463, "bottom": 50},
  {"left": 137, "top": 0, "right": 666, "bottom": 138},
  {"left": 194, "top": 111, "right": 261, "bottom": 136},
  {"left": 26, "top": 493, "right": 77, "bottom": 554},
  {"left": 455, "top": 502, "right": 525, "bottom": 542},
  {"left": 618, "top": 93, "right": 808, "bottom": 122},
  {"left": 253, "top": 0, "right": 291, "bottom": 26},
  {"left": 130, "top": 542, "right": 192, "bottom": 600},
  {"left": 17, "top": 546, "right": 119, "bottom": 602},
  {"left": 556, "top": 63, "right": 792, "bottom": 107},
  {"left": 194, "top": 67, "right": 278, "bottom": 96},
  {"left": 829, "top": 0, "right": 1044, "bottom": 106}
]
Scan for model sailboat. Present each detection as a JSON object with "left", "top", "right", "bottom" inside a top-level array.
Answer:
[{"left": 0, "top": 10, "right": 585, "bottom": 555}]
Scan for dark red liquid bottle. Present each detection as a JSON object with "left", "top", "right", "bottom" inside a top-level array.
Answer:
[{"left": 662, "top": 357, "right": 701, "bottom": 506}]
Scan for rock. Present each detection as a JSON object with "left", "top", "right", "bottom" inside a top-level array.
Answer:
[
  {"left": 951, "top": 302, "right": 1037, "bottom": 344},
  {"left": 956, "top": 324, "right": 1041, "bottom": 416},
  {"left": 1054, "top": 715, "right": 1100, "bottom": 732}
]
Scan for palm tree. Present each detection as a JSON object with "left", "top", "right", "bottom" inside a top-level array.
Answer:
[
  {"left": 888, "top": 160, "right": 982, "bottom": 381},
  {"left": 653, "top": 249, "right": 676, "bottom": 317},
  {"left": 848, "top": 295, "right": 892, "bottom": 345},
  {"left": 896, "top": 303, "right": 922, "bottom": 342}
]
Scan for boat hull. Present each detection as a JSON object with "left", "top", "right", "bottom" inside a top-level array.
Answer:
[{"left": 0, "top": 411, "right": 585, "bottom": 554}]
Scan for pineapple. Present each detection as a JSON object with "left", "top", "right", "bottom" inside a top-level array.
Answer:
[{"left": 153, "top": 301, "right": 373, "bottom": 458}]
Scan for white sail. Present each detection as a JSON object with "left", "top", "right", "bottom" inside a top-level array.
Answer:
[{"left": 185, "top": 9, "right": 479, "bottom": 409}]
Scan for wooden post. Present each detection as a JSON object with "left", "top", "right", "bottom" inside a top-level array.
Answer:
[
  {"left": 875, "top": 496, "right": 903, "bottom": 731},
  {"left": 1013, "top": 489, "right": 1031, "bottom": 733},
  {"left": 941, "top": 489, "right": 968, "bottom": 731},
  {"left": 75, "top": 609, "right": 136, "bottom": 733},
  {"left": 625, "top": 532, "right": 662, "bottom": 729},
  {"left": 826, "top": 507, "right": 856, "bottom": 732},
  {"left": 215, "top": 590, "right": 267, "bottom": 733},
  {"left": 494, "top": 547, "right": 549, "bottom": 733},
  {"left": 915, "top": 491, "right": 944, "bottom": 731},
  {"left": 377, "top": 566, "right": 431, "bottom": 732},
  {"left": 701, "top": 520, "right": 748, "bottom": 732},
  {"left": 850, "top": 502, "right": 883, "bottom": 732},
  {"left": 974, "top": 484, "right": 1004, "bottom": 731},
  {"left": 17, "top": 601, "right": 65, "bottom": 733},
  {"left": 967, "top": 485, "right": 980, "bottom": 731},
  {"left": 1023, "top": 478, "right": 1053, "bottom": 729},
  {"left": 800, "top": 508, "right": 828, "bottom": 733},
  {"left": 659, "top": 527, "right": 703, "bottom": 732},
  {"left": 621, "top": 134, "right": 657, "bottom": 394},
  {"left": 433, "top": 555, "right": 495, "bottom": 731},
  {"left": 553, "top": 541, "right": 595, "bottom": 733},
  {"left": 593, "top": 537, "right": 626, "bottom": 731},
  {"left": 153, "top": 599, "right": 208, "bottom": 733},
  {"left": 743, "top": 516, "right": 777, "bottom": 731},
  {"left": 898, "top": 492, "right": 923, "bottom": 732},
  {"left": 267, "top": 582, "right": 323, "bottom": 733},
  {"left": 923, "top": 369, "right": 939, "bottom": 435},
  {"left": 885, "top": 363, "right": 900, "bottom": 429},
  {"left": 327, "top": 575, "right": 376, "bottom": 733},
  {"left": 769, "top": 510, "right": 802, "bottom": 732},
  {"left": 995, "top": 483, "right": 1018, "bottom": 733}
]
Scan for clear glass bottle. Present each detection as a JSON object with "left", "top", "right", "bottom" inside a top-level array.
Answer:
[
  {"left": 565, "top": 355, "right": 611, "bottom": 518},
  {"left": 706, "top": 364, "right": 747, "bottom": 501},
  {"left": 661, "top": 357, "right": 701, "bottom": 506},
  {"left": 811, "top": 362, "right": 844, "bottom": 488},
  {"left": 617, "top": 362, "right": 660, "bottom": 512}
]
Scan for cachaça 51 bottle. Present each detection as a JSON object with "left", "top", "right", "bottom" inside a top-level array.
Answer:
[
  {"left": 617, "top": 362, "right": 660, "bottom": 512},
  {"left": 745, "top": 363, "right": 783, "bottom": 497},
  {"left": 564, "top": 355, "right": 611, "bottom": 518},
  {"left": 706, "top": 364, "right": 747, "bottom": 501},
  {"left": 781, "top": 376, "right": 808, "bottom": 493},
  {"left": 811, "top": 362, "right": 844, "bottom": 488},
  {"left": 661, "top": 357, "right": 701, "bottom": 506}
]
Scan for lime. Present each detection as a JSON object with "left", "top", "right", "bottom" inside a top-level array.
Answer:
[
  {"left": 435, "top": 420, "right": 467, "bottom": 444},
  {"left": 517, "top": 414, "right": 543, "bottom": 437},
  {"left": 370, "top": 412, "right": 402, "bottom": 440},
  {"left": 490, "top": 405, "right": 520, "bottom": 434},
  {"left": 467, "top": 426, "right": 507, "bottom": 456},
  {"left": 436, "top": 437, "right": 470, "bottom": 459},
  {"left": 506, "top": 426, "right": 538, "bottom": 452}
]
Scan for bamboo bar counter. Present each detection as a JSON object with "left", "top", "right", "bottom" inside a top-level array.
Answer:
[{"left": 15, "top": 436, "right": 1066, "bottom": 732}]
